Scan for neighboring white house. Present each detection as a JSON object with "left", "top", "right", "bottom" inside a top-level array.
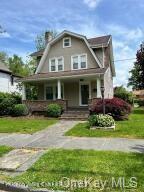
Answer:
[{"left": 0, "top": 60, "right": 21, "bottom": 93}]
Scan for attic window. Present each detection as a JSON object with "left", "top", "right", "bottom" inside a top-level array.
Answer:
[{"left": 63, "top": 37, "right": 71, "bottom": 48}]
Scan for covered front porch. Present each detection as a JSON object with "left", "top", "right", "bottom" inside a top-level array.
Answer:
[{"left": 22, "top": 75, "right": 103, "bottom": 113}]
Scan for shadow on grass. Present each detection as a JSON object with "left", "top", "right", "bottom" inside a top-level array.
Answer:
[
  {"left": 131, "top": 145, "right": 144, "bottom": 153},
  {"left": 132, "top": 108, "right": 144, "bottom": 115}
]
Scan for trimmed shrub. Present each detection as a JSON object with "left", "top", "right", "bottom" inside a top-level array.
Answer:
[
  {"left": 0, "top": 98, "right": 16, "bottom": 116},
  {"left": 12, "top": 104, "right": 28, "bottom": 116},
  {"left": 0, "top": 92, "right": 21, "bottom": 104},
  {"left": 90, "top": 97, "right": 132, "bottom": 120},
  {"left": 46, "top": 104, "right": 62, "bottom": 117},
  {"left": 0, "top": 92, "right": 22, "bottom": 116},
  {"left": 88, "top": 114, "right": 115, "bottom": 127},
  {"left": 114, "top": 86, "right": 134, "bottom": 104},
  {"left": 134, "top": 99, "right": 144, "bottom": 106},
  {"left": 10, "top": 92, "right": 22, "bottom": 104},
  {"left": 0, "top": 92, "right": 9, "bottom": 103}
]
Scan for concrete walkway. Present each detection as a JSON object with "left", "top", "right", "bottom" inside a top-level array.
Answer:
[{"left": 0, "top": 120, "right": 144, "bottom": 153}]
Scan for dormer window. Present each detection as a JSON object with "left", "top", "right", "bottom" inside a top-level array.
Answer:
[{"left": 63, "top": 37, "right": 71, "bottom": 48}]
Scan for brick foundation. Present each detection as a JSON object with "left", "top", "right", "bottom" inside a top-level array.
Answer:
[{"left": 23, "top": 99, "right": 68, "bottom": 112}]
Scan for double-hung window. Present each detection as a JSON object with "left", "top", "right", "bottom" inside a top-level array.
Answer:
[
  {"left": 45, "top": 84, "right": 64, "bottom": 100},
  {"left": 71, "top": 54, "right": 87, "bottom": 70},
  {"left": 63, "top": 37, "right": 71, "bottom": 48},
  {"left": 58, "top": 57, "right": 63, "bottom": 71},
  {"left": 80, "top": 54, "right": 87, "bottom": 69},
  {"left": 50, "top": 59, "right": 56, "bottom": 72},
  {"left": 72, "top": 56, "right": 79, "bottom": 69},
  {"left": 49, "top": 57, "right": 64, "bottom": 72}
]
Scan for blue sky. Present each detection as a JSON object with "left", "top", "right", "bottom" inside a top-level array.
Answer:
[{"left": 0, "top": 0, "right": 144, "bottom": 87}]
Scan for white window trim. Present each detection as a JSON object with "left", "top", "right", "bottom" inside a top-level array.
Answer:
[
  {"left": 44, "top": 83, "right": 64, "bottom": 100},
  {"left": 71, "top": 53, "right": 87, "bottom": 70},
  {"left": 49, "top": 56, "right": 64, "bottom": 72},
  {"left": 63, "top": 37, "right": 71, "bottom": 48}
]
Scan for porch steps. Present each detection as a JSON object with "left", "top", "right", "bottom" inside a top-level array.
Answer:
[{"left": 60, "top": 110, "right": 89, "bottom": 120}]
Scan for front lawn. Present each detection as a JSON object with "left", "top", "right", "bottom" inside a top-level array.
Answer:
[
  {"left": 0, "top": 145, "right": 13, "bottom": 157},
  {"left": 65, "top": 108, "right": 144, "bottom": 139},
  {"left": 0, "top": 117, "right": 58, "bottom": 134},
  {"left": 12, "top": 149, "right": 144, "bottom": 191}
]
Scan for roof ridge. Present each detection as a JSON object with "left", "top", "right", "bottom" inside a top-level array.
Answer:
[{"left": 88, "top": 34, "right": 111, "bottom": 40}]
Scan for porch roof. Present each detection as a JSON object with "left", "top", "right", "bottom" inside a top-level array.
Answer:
[{"left": 18, "top": 68, "right": 107, "bottom": 82}]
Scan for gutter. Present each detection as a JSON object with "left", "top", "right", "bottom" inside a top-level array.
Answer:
[{"left": 17, "top": 72, "right": 106, "bottom": 83}]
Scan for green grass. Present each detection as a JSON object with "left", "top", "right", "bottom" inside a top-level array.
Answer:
[
  {"left": 0, "top": 145, "right": 13, "bottom": 180},
  {"left": 0, "top": 118, "right": 58, "bottom": 134},
  {"left": 0, "top": 145, "right": 13, "bottom": 157},
  {"left": 12, "top": 149, "right": 144, "bottom": 191},
  {"left": 65, "top": 108, "right": 144, "bottom": 139}
]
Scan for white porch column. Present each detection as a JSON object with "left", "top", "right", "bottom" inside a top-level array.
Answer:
[
  {"left": 57, "top": 79, "right": 61, "bottom": 99},
  {"left": 97, "top": 78, "right": 102, "bottom": 98},
  {"left": 22, "top": 83, "right": 26, "bottom": 100}
]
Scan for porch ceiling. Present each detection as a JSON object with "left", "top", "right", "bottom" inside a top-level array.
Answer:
[{"left": 17, "top": 68, "right": 107, "bottom": 83}]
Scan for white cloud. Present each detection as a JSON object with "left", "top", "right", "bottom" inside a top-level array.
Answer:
[
  {"left": 107, "top": 24, "right": 143, "bottom": 41},
  {"left": 0, "top": 32, "right": 11, "bottom": 38},
  {"left": 83, "top": 0, "right": 102, "bottom": 9},
  {"left": 113, "top": 40, "right": 136, "bottom": 88}
]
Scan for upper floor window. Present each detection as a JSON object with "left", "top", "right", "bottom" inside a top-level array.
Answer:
[
  {"left": 72, "top": 56, "right": 79, "bottom": 69},
  {"left": 71, "top": 54, "right": 87, "bottom": 70},
  {"left": 49, "top": 57, "right": 64, "bottom": 72},
  {"left": 80, "top": 55, "right": 87, "bottom": 69},
  {"left": 58, "top": 57, "right": 63, "bottom": 71},
  {"left": 63, "top": 37, "right": 71, "bottom": 48},
  {"left": 50, "top": 59, "right": 56, "bottom": 72}
]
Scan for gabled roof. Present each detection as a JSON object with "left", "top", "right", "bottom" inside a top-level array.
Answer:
[
  {"left": 88, "top": 35, "right": 111, "bottom": 47},
  {"left": 0, "top": 60, "right": 11, "bottom": 74},
  {"left": 30, "top": 49, "right": 44, "bottom": 57},
  {"left": 30, "top": 35, "right": 111, "bottom": 57},
  {"left": 35, "top": 30, "right": 103, "bottom": 74}
]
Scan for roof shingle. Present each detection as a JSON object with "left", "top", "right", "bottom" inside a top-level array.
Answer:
[
  {"left": 0, "top": 61, "right": 11, "bottom": 73},
  {"left": 88, "top": 35, "right": 111, "bottom": 46},
  {"left": 19, "top": 68, "right": 107, "bottom": 82}
]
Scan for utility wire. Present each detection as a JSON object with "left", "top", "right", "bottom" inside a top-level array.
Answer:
[{"left": 114, "top": 58, "right": 136, "bottom": 62}]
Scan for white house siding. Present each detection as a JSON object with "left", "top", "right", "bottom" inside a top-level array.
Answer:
[{"left": 0, "top": 72, "right": 20, "bottom": 93}]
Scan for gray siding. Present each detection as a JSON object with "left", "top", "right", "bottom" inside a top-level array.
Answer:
[
  {"left": 40, "top": 35, "right": 99, "bottom": 73},
  {"left": 64, "top": 82, "right": 79, "bottom": 107},
  {"left": 104, "top": 67, "right": 113, "bottom": 98}
]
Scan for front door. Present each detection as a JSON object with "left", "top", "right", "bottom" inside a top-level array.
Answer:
[{"left": 80, "top": 84, "right": 89, "bottom": 106}]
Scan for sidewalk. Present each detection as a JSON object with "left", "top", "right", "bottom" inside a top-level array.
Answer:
[{"left": 0, "top": 121, "right": 143, "bottom": 153}]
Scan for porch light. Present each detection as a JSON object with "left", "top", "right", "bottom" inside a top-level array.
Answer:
[{"left": 101, "top": 86, "right": 105, "bottom": 115}]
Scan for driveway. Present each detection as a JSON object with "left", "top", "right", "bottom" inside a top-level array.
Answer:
[{"left": 0, "top": 120, "right": 144, "bottom": 153}]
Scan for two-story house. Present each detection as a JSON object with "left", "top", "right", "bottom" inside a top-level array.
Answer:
[{"left": 19, "top": 30, "right": 115, "bottom": 115}]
